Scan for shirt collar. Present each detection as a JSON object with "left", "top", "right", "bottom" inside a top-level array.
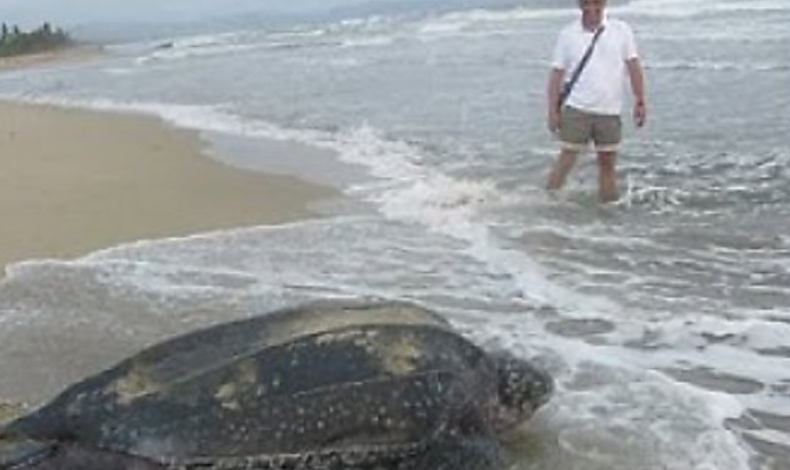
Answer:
[{"left": 578, "top": 15, "right": 608, "bottom": 33}]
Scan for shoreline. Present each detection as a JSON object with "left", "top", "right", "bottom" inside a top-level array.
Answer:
[
  {"left": 0, "top": 44, "right": 102, "bottom": 73},
  {"left": 0, "top": 99, "right": 336, "bottom": 276}
]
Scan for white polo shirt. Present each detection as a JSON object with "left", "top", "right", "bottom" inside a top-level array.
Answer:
[{"left": 551, "top": 17, "right": 638, "bottom": 116}]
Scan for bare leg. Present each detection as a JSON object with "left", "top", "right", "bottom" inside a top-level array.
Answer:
[
  {"left": 546, "top": 148, "right": 579, "bottom": 192},
  {"left": 596, "top": 150, "right": 618, "bottom": 203}
]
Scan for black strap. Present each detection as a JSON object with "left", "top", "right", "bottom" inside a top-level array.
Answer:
[{"left": 559, "top": 25, "right": 605, "bottom": 107}]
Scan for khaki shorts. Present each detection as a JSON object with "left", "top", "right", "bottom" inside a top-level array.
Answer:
[{"left": 559, "top": 106, "right": 622, "bottom": 152}]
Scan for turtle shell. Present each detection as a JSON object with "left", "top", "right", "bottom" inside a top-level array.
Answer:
[{"left": 3, "top": 300, "right": 500, "bottom": 468}]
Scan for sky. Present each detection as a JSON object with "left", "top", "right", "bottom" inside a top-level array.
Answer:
[{"left": 0, "top": 0, "right": 371, "bottom": 28}]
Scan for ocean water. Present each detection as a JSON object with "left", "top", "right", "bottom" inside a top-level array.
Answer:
[{"left": 1, "top": 0, "right": 789, "bottom": 468}]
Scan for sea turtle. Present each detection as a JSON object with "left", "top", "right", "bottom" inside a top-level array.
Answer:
[{"left": 0, "top": 299, "right": 552, "bottom": 470}]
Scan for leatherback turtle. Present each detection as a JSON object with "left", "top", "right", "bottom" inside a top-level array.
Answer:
[{"left": 0, "top": 300, "right": 552, "bottom": 470}]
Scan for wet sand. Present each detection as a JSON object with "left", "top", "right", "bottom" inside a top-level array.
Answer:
[
  {"left": 0, "top": 45, "right": 101, "bottom": 72},
  {"left": 0, "top": 100, "right": 335, "bottom": 275}
]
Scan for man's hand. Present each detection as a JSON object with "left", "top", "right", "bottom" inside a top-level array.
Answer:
[
  {"left": 626, "top": 57, "right": 647, "bottom": 128},
  {"left": 633, "top": 100, "right": 647, "bottom": 128},
  {"left": 548, "top": 107, "right": 561, "bottom": 134},
  {"left": 547, "top": 68, "right": 565, "bottom": 134}
]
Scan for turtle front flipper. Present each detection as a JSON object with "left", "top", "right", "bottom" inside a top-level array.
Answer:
[
  {"left": 0, "top": 437, "right": 164, "bottom": 470},
  {"left": 396, "top": 435, "right": 504, "bottom": 470},
  {"left": 0, "top": 436, "right": 57, "bottom": 470}
]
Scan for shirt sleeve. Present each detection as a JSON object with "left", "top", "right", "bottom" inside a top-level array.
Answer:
[
  {"left": 622, "top": 22, "right": 638, "bottom": 60},
  {"left": 551, "top": 30, "right": 567, "bottom": 70}
]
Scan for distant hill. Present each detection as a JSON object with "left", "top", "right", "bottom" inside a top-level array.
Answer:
[{"left": 0, "top": 22, "right": 74, "bottom": 58}]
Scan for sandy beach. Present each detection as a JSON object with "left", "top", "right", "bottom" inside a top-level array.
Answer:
[
  {"left": 0, "top": 46, "right": 101, "bottom": 73},
  {"left": 0, "top": 99, "right": 334, "bottom": 274}
]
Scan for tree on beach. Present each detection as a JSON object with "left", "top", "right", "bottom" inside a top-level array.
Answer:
[{"left": 0, "top": 22, "right": 73, "bottom": 58}]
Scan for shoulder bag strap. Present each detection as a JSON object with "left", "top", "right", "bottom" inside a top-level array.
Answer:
[{"left": 559, "top": 25, "right": 605, "bottom": 107}]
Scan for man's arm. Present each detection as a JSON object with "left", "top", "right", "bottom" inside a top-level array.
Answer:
[
  {"left": 626, "top": 57, "right": 646, "bottom": 127},
  {"left": 547, "top": 67, "right": 565, "bottom": 133}
]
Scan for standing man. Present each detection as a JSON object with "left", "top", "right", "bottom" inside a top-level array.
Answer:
[{"left": 545, "top": 0, "right": 647, "bottom": 203}]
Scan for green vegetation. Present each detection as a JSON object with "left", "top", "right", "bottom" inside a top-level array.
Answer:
[{"left": 0, "top": 22, "right": 74, "bottom": 58}]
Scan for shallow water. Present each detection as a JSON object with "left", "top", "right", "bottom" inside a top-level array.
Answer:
[{"left": 1, "top": 0, "right": 789, "bottom": 468}]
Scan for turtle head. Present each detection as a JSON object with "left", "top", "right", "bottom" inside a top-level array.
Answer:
[{"left": 490, "top": 351, "right": 553, "bottom": 432}]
